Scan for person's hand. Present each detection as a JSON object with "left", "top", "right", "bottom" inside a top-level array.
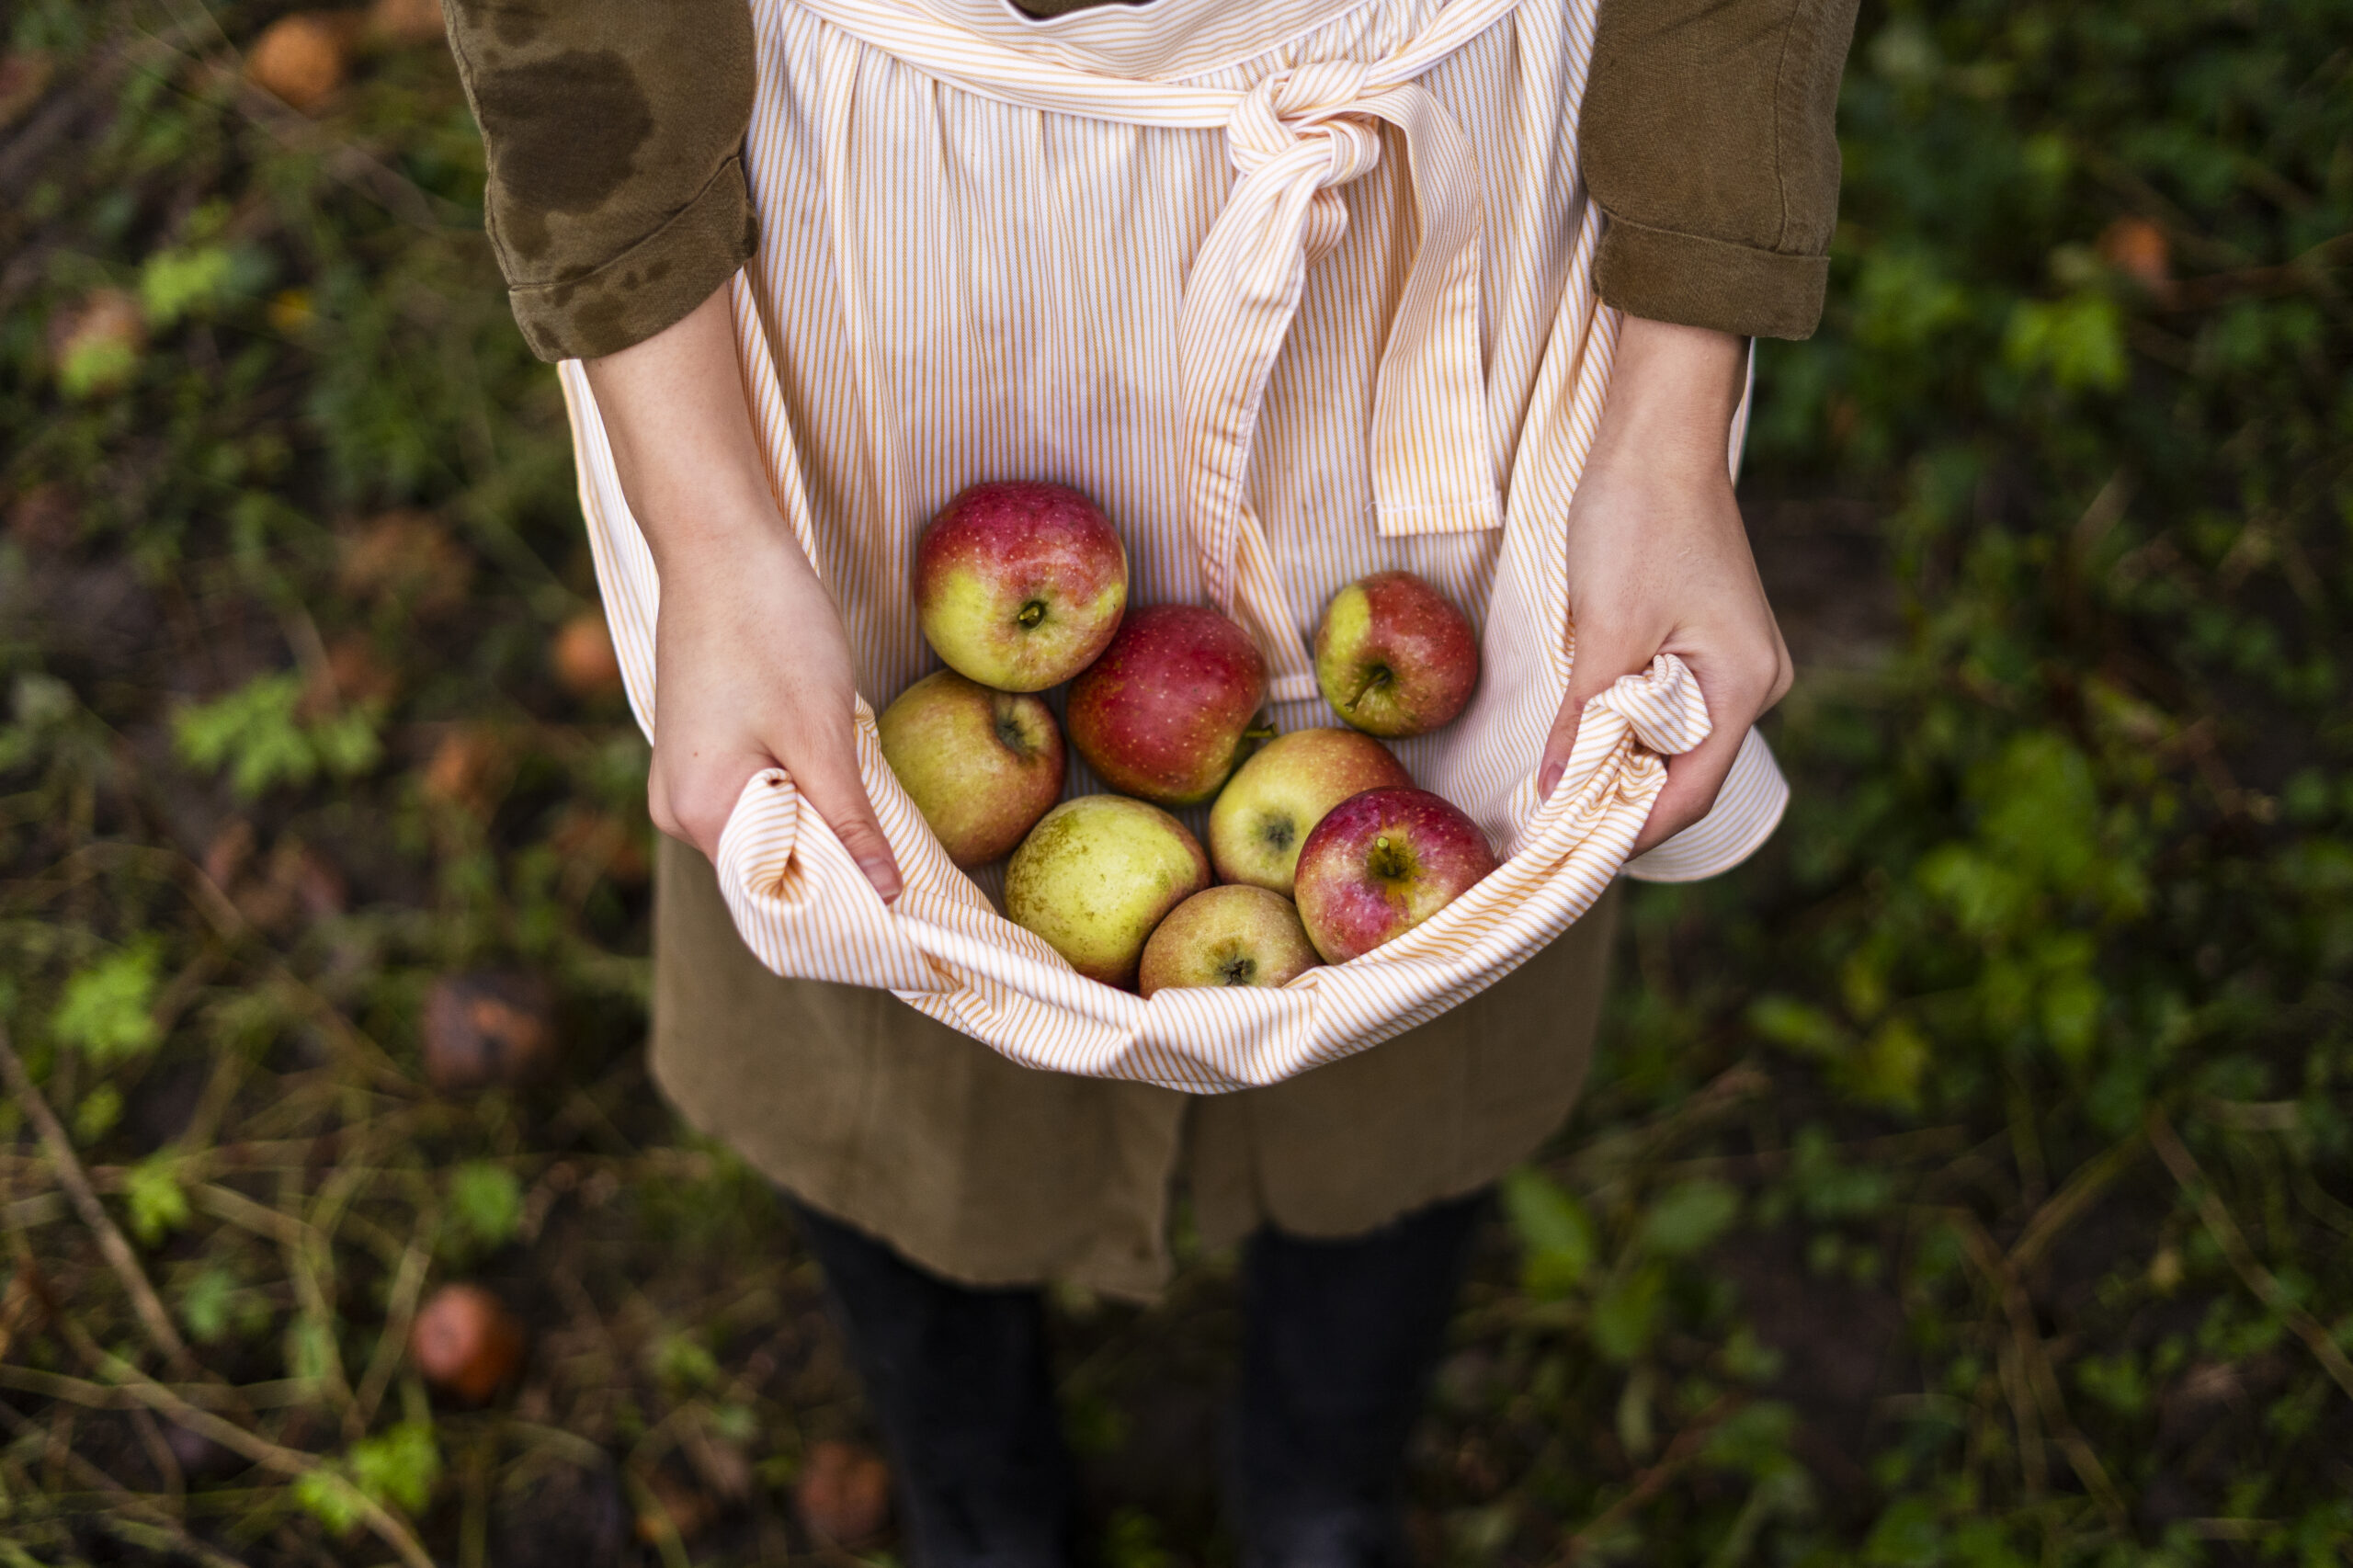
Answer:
[
  {"left": 1535, "top": 316, "right": 1791, "bottom": 857},
  {"left": 646, "top": 525, "right": 903, "bottom": 901},
  {"left": 583, "top": 283, "right": 903, "bottom": 902}
]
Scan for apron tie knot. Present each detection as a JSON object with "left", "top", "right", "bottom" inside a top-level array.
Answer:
[{"left": 1226, "top": 62, "right": 1380, "bottom": 262}]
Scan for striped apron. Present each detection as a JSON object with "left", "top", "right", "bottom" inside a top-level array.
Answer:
[{"left": 559, "top": 0, "right": 1788, "bottom": 1093}]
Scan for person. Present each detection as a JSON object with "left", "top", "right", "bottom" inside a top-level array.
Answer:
[{"left": 445, "top": 0, "right": 1856, "bottom": 1560}]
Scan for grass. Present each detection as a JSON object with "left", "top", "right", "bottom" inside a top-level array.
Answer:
[{"left": 1, "top": 0, "right": 2349, "bottom": 1563}]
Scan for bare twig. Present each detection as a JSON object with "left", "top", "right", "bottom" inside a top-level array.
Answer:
[
  {"left": 352, "top": 1211, "right": 435, "bottom": 1432},
  {"left": 2010, "top": 1132, "right": 2143, "bottom": 1274},
  {"left": 0, "top": 1355, "right": 433, "bottom": 1568},
  {"left": 0, "top": 1401, "right": 251, "bottom": 1568},
  {"left": 0, "top": 1021, "right": 199, "bottom": 1376},
  {"left": 2145, "top": 1106, "right": 2353, "bottom": 1404},
  {"left": 1957, "top": 1216, "right": 2131, "bottom": 1532},
  {"left": 1558, "top": 1393, "right": 1746, "bottom": 1562}
]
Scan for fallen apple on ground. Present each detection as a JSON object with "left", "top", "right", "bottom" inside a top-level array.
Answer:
[
  {"left": 1068, "top": 603, "right": 1269, "bottom": 806},
  {"left": 1208, "top": 727, "right": 1413, "bottom": 895},
  {"left": 915, "top": 481, "right": 1128, "bottom": 691},
  {"left": 1005, "top": 794, "right": 1211, "bottom": 989},
  {"left": 410, "top": 1282, "right": 525, "bottom": 1403},
  {"left": 1138, "top": 885, "right": 1322, "bottom": 998},
  {"left": 878, "top": 669, "right": 1064, "bottom": 866},
  {"left": 1292, "top": 786, "right": 1497, "bottom": 962},
  {"left": 1313, "top": 570, "right": 1480, "bottom": 737}
]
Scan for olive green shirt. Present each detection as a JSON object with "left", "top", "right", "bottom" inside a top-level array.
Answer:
[{"left": 444, "top": 0, "right": 1859, "bottom": 361}]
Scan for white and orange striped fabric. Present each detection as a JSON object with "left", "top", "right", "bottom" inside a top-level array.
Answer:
[{"left": 556, "top": 0, "right": 1789, "bottom": 1092}]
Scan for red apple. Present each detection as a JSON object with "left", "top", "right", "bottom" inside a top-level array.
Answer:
[
  {"left": 878, "top": 670, "right": 1064, "bottom": 867},
  {"left": 1313, "top": 571, "right": 1479, "bottom": 737},
  {"left": 1292, "top": 787, "right": 1496, "bottom": 962},
  {"left": 410, "top": 1283, "right": 525, "bottom": 1403},
  {"left": 1067, "top": 604, "right": 1269, "bottom": 806},
  {"left": 915, "top": 482, "right": 1128, "bottom": 692},
  {"left": 1207, "top": 728, "right": 1413, "bottom": 895},
  {"left": 1138, "top": 885, "right": 1322, "bottom": 997},
  {"left": 1006, "top": 795, "right": 1211, "bottom": 989}
]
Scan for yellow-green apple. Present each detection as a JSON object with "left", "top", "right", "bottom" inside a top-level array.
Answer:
[
  {"left": 915, "top": 481, "right": 1128, "bottom": 692},
  {"left": 1067, "top": 604, "right": 1268, "bottom": 806},
  {"left": 1292, "top": 787, "right": 1496, "bottom": 962},
  {"left": 1312, "top": 570, "right": 1479, "bottom": 737},
  {"left": 877, "top": 670, "right": 1064, "bottom": 867},
  {"left": 1138, "top": 885, "right": 1322, "bottom": 997},
  {"left": 1005, "top": 794, "right": 1211, "bottom": 988},
  {"left": 1207, "top": 728, "right": 1413, "bottom": 895}
]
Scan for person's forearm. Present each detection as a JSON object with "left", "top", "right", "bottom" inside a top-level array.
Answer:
[
  {"left": 580, "top": 285, "right": 790, "bottom": 576},
  {"left": 1590, "top": 316, "right": 1748, "bottom": 484}
]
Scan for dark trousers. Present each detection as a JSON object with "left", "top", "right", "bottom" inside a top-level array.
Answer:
[{"left": 790, "top": 1191, "right": 1486, "bottom": 1568}]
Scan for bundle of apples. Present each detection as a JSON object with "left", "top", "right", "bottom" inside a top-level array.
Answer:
[{"left": 879, "top": 482, "right": 1493, "bottom": 994}]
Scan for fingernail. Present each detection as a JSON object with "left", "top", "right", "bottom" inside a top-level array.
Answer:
[
  {"left": 1538, "top": 764, "right": 1562, "bottom": 799},
  {"left": 860, "top": 859, "right": 902, "bottom": 904}
]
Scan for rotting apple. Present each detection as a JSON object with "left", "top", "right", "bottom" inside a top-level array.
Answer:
[
  {"left": 1138, "top": 884, "right": 1322, "bottom": 998},
  {"left": 878, "top": 669, "right": 1064, "bottom": 867},
  {"left": 409, "top": 1282, "right": 526, "bottom": 1404},
  {"left": 1067, "top": 603, "right": 1269, "bottom": 806},
  {"left": 915, "top": 481, "right": 1128, "bottom": 692},
  {"left": 1313, "top": 570, "right": 1479, "bottom": 737},
  {"left": 1207, "top": 727, "right": 1413, "bottom": 896},
  {"left": 1005, "top": 794, "right": 1211, "bottom": 989},
  {"left": 1292, "top": 786, "right": 1497, "bottom": 963}
]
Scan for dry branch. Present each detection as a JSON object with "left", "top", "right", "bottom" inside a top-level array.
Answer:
[
  {"left": 2145, "top": 1106, "right": 2353, "bottom": 1404},
  {"left": 0, "top": 1020, "right": 198, "bottom": 1377}
]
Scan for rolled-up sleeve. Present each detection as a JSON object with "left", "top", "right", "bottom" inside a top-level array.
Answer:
[
  {"left": 442, "top": 0, "right": 758, "bottom": 361},
  {"left": 1583, "top": 0, "right": 1861, "bottom": 341}
]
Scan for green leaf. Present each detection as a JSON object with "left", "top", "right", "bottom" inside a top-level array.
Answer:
[
  {"left": 649, "top": 1331, "right": 720, "bottom": 1392},
  {"left": 347, "top": 1421, "right": 441, "bottom": 1516},
  {"left": 173, "top": 672, "right": 382, "bottom": 798},
  {"left": 1846, "top": 1017, "right": 1931, "bottom": 1112},
  {"left": 1589, "top": 1263, "right": 1667, "bottom": 1364},
  {"left": 1862, "top": 1495, "right": 1944, "bottom": 1567},
  {"left": 139, "top": 244, "right": 238, "bottom": 328},
  {"left": 179, "top": 1266, "right": 238, "bottom": 1344},
  {"left": 1499, "top": 1166, "right": 1596, "bottom": 1299},
  {"left": 1746, "top": 995, "right": 1851, "bottom": 1059},
  {"left": 448, "top": 1161, "right": 524, "bottom": 1251},
  {"left": 73, "top": 1083, "right": 123, "bottom": 1143},
  {"left": 292, "top": 1469, "right": 370, "bottom": 1536},
  {"left": 2002, "top": 291, "right": 2127, "bottom": 392},
  {"left": 1636, "top": 1180, "right": 1741, "bottom": 1257},
  {"left": 51, "top": 945, "right": 162, "bottom": 1065},
  {"left": 121, "top": 1156, "right": 188, "bottom": 1245}
]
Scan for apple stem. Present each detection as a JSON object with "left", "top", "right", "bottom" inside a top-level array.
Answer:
[
  {"left": 1017, "top": 600, "right": 1046, "bottom": 630},
  {"left": 1344, "top": 668, "right": 1392, "bottom": 712}
]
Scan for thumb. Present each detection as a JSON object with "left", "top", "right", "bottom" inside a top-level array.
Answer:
[
  {"left": 1538, "top": 619, "right": 1654, "bottom": 800},
  {"left": 785, "top": 727, "right": 904, "bottom": 905}
]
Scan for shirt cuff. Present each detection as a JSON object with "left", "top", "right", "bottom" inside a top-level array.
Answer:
[
  {"left": 504, "top": 154, "right": 759, "bottom": 363},
  {"left": 1595, "top": 212, "right": 1831, "bottom": 342}
]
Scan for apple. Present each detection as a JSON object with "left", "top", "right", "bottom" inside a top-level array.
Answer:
[
  {"left": 1005, "top": 795, "right": 1211, "bottom": 988},
  {"left": 1292, "top": 787, "right": 1497, "bottom": 963},
  {"left": 1207, "top": 727, "right": 1414, "bottom": 895},
  {"left": 423, "top": 971, "right": 556, "bottom": 1092},
  {"left": 915, "top": 481, "right": 1128, "bottom": 691},
  {"left": 410, "top": 1283, "right": 526, "bottom": 1403},
  {"left": 878, "top": 670, "right": 1064, "bottom": 867},
  {"left": 1313, "top": 570, "right": 1479, "bottom": 737},
  {"left": 1067, "top": 604, "right": 1269, "bottom": 806},
  {"left": 1138, "top": 885, "right": 1323, "bottom": 997}
]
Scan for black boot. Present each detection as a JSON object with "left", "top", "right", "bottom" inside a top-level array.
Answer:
[
  {"left": 1232, "top": 1190, "right": 1488, "bottom": 1568},
  {"left": 789, "top": 1199, "right": 1082, "bottom": 1568}
]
